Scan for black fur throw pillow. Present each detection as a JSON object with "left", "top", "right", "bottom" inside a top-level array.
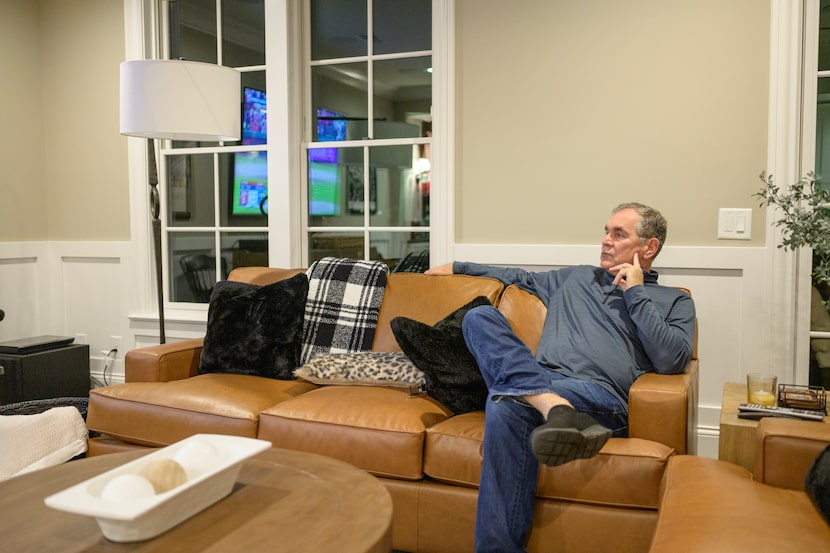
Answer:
[
  {"left": 806, "top": 443, "right": 830, "bottom": 526},
  {"left": 199, "top": 273, "right": 309, "bottom": 380},
  {"left": 390, "top": 296, "right": 491, "bottom": 414}
]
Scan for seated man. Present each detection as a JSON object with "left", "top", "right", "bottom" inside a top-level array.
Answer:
[{"left": 425, "top": 202, "right": 696, "bottom": 553}]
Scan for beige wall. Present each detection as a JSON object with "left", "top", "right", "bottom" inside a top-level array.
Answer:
[
  {"left": 455, "top": 0, "right": 770, "bottom": 247},
  {"left": 0, "top": 0, "right": 47, "bottom": 240},
  {"left": 0, "top": 0, "right": 129, "bottom": 242},
  {"left": 1, "top": 1, "right": 770, "bottom": 248}
]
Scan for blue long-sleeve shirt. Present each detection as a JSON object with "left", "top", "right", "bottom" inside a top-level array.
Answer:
[{"left": 454, "top": 262, "right": 696, "bottom": 405}]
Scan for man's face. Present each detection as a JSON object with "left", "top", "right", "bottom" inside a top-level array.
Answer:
[{"left": 600, "top": 208, "right": 646, "bottom": 270}]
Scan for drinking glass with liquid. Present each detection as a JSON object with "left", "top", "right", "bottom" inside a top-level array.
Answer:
[{"left": 746, "top": 373, "right": 778, "bottom": 406}]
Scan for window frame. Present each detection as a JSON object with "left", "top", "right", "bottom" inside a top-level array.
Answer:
[
  {"left": 297, "top": 0, "right": 453, "bottom": 268},
  {"left": 123, "top": 0, "right": 454, "bottom": 324}
]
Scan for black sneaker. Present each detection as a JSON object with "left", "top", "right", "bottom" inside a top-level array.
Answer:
[{"left": 530, "top": 405, "right": 612, "bottom": 466}]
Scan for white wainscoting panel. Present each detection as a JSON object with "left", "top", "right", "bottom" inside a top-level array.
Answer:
[
  {"left": 0, "top": 241, "right": 214, "bottom": 388},
  {"left": 0, "top": 242, "right": 45, "bottom": 342}
]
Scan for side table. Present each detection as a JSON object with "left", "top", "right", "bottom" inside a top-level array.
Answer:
[
  {"left": 718, "top": 382, "right": 757, "bottom": 472},
  {"left": 719, "top": 381, "right": 829, "bottom": 472}
]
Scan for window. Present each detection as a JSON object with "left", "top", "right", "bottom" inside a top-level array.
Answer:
[
  {"left": 162, "top": 0, "right": 269, "bottom": 303},
  {"left": 303, "top": 0, "right": 433, "bottom": 272},
  {"left": 142, "top": 0, "right": 448, "bottom": 306},
  {"left": 808, "top": 0, "right": 830, "bottom": 389}
]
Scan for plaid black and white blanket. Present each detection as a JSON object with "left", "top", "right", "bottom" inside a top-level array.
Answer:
[{"left": 300, "top": 257, "right": 389, "bottom": 365}]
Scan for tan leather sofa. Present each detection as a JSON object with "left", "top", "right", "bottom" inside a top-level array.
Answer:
[
  {"left": 649, "top": 417, "right": 830, "bottom": 553},
  {"left": 87, "top": 267, "right": 699, "bottom": 553}
]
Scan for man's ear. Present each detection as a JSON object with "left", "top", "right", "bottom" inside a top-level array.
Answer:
[{"left": 642, "top": 237, "right": 660, "bottom": 261}]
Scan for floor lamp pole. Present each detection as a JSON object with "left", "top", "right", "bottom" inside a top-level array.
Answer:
[{"left": 147, "top": 140, "right": 166, "bottom": 344}]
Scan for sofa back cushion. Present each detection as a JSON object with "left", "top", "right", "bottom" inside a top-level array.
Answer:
[
  {"left": 228, "top": 266, "right": 306, "bottom": 286},
  {"left": 497, "top": 285, "right": 547, "bottom": 355},
  {"left": 373, "top": 273, "right": 504, "bottom": 352}
]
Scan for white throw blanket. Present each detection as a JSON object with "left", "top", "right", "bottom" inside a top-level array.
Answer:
[{"left": 0, "top": 406, "right": 88, "bottom": 481}]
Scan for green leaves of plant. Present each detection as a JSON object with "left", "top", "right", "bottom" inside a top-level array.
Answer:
[{"left": 756, "top": 171, "right": 830, "bottom": 289}]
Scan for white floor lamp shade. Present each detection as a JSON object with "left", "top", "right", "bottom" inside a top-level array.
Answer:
[
  {"left": 120, "top": 59, "right": 241, "bottom": 343},
  {"left": 120, "top": 59, "right": 241, "bottom": 141}
]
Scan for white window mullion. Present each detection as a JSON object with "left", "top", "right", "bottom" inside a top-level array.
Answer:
[
  {"left": 266, "top": 0, "right": 298, "bottom": 267},
  {"left": 430, "top": 0, "right": 453, "bottom": 266},
  {"left": 364, "top": 0, "right": 374, "bottom": 259},
  {"left": 215, "top": 0, "right": 223, "bottom": 65}
]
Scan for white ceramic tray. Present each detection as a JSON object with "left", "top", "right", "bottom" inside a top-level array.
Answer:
[{"left": 44, "top": 434, "right": 271, "bottom": 542}]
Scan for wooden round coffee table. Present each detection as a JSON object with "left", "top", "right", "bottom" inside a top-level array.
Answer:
[{"left": 0, "top": 447, "right": 392, "bottom": 552}]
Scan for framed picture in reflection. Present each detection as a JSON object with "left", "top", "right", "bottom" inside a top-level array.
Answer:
[{"left": 346, "top": 166, "right": 377, "bottom": 215}]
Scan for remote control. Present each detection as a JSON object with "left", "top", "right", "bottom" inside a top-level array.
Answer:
[
  {"left": 737, "top": 403, "right": 825, "bottom": 421},
  {"left": 738, "top": 411, "right": 801, "bottom": 420}
]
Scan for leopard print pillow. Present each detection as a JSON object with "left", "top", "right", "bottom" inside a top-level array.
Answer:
[{"left": 295, "top": 351, "right": 425, "bottom": 389}]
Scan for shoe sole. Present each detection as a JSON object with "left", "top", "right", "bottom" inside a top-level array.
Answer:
[{"left": 530, "top": 424, "right": 611, "bottom": 466}]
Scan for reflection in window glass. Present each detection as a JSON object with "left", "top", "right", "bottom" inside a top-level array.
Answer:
[
  {"left": 221, "top": 152, "right": 269, "bottom": 227},
  {"left": 308, "top": 149, "right": 343, "bottom": 218},
  {"left": 223, "top": 232, "right": 268, "bottom": 272},
  {"left": 312, "top": 63, "right": 369, "bottom": 135},
  {"left": 373, "top": 0, "right": 431, "bottom": 55},
  {"left": 310, "top": 0, "right": 367, "bottom": 60},
  {"left": 169, "top": 232, "right": 218, "bottom": 303},
  {"left": 167, "top": 153, "right": 216, "bottom": 228},
  {"left": 222, "top": 0, "right": 265, "bottom": 67},
  {"left": 373, "top": 57, "right": 432, "bottom": 129},
  {"left": 371, "top": 231, "right": 429, "bottom": 273},
  {"left": 368, "top": 145, "right": 421, "bottom": 228},
  {"left": 309, "top": 231, "right": 364, "bottom": 263},
  {"left": 168, "top": 0, "right": 217, "bottom": 64},
  {"left": 308, "top": 147, "right": 363, "bottom": 227}
]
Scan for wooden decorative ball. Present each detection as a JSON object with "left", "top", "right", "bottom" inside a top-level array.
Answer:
[{"left": 139, "top": 459, "right": 187, "bottom": 494}]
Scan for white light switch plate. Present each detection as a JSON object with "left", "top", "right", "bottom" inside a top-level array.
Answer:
[{"left": 718, "top": 208, "right": 752, "bottom": 240}]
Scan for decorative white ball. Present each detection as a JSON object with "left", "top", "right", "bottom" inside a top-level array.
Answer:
[
  {"left": 174, "top": 440, "right": 219, "bottom": 478},
  {"left": 101, "top": 473, "right": 156, "bottom": 501}
]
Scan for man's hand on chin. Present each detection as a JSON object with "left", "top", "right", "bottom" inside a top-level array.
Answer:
[{"left": 609, "top": 253, "right": 644, "bottom": 290}]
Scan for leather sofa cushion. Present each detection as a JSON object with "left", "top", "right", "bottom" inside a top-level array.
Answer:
[
  {"left": 373, "top": 273, "right": 504, "bottom": 352},
  {"left": 650, "top": 455, "right": 830, "bottom": 553},
  {"left": 423, "top": 411, "right": 485, "bottom": 487},
  {"left": 258, "top": 386, "right": 452, "bottom": 480},
  {"left": 87, "top": 373, "right": 317, "bottom": 446},
  {"left": 424, "top": 414, "right": 673, "bottom": 509},
  {"left": 535, "top": 438, "right": 672, "bottom": 508}
]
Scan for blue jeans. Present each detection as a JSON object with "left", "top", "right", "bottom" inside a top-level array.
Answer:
[{"left": 462, "top": 305, "right": 628, "bottom": 553}]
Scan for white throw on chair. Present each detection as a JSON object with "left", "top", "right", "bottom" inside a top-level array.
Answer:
[{"left": 0, "top": 406, "right": 88, "bottom": 481}]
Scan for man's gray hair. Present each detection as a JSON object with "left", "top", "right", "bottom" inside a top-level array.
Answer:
[{"left": 613, "top": 202, "right": 667, "bottom": 256}]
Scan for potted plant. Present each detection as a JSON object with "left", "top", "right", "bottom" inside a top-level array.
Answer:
[{"left": 756, "top": 171, "right": 830, "bottom": 388}]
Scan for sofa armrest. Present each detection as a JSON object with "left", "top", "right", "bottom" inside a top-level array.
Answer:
[
  {"left": 124, "top": 338, "right": 204, "bottom": 382},
  {"left": 754, "top": 417, "right": 830, "bottom": 490},
  {"left": 627, "top": 359, "right": 699, "bottom": 454}
]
